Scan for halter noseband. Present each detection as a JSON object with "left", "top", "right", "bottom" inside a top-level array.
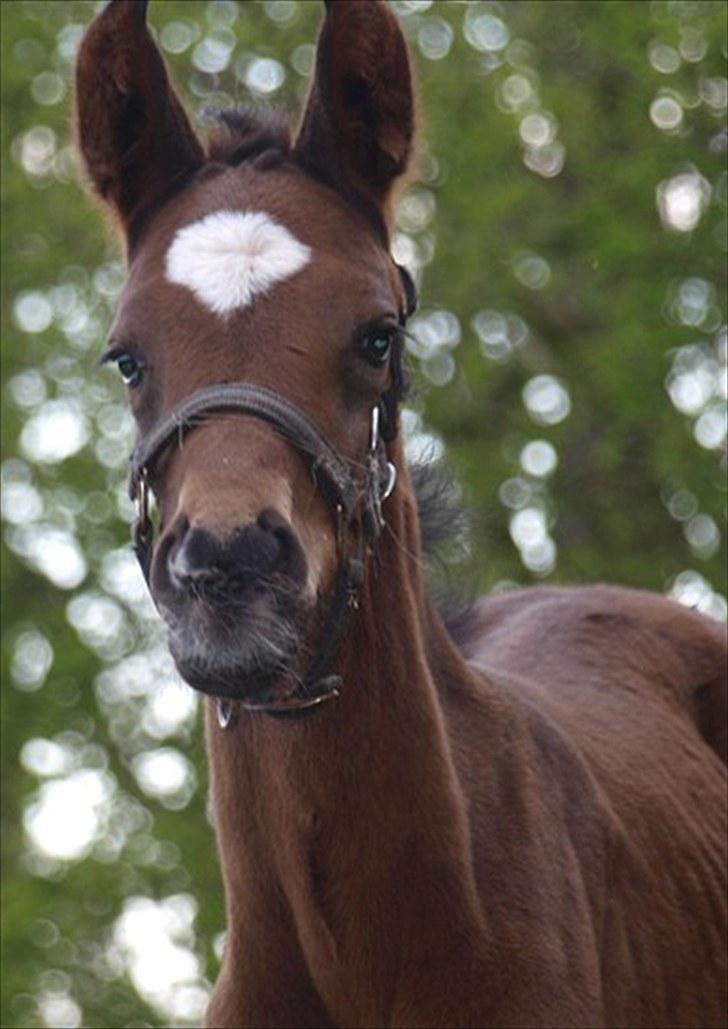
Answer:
[{"left": 128, "top": 383, "right": 397, "bottom": 722}]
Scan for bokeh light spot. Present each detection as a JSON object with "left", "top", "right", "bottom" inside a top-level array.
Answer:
[
  {"left": 648, "top": 40, "right": 681, "bottom": 73},
  {"left": 513, "top": 252, "right": 551, "bottom": 290},
  {"left": 650, "top": 94, "right": 684, "bottom": 131},
  {"left": 657, "top": 170, "right": 711, "bottom": 231},
  {"left": 522, "top": 375, "right": 571, "bottom": 425},
  {"left": 20, "top": 400, "right": 88, "bottom": 464},
  {"left": 520, "top": 440, "right": 558, "bottom": 477},
  {"left": 160, "top": 21, "right": 198, "bottom": 54},
  {"left": 463, "top": 8, "right": 510, "bottom": 53},
  {"left": 418, "top": 17, "right": 454, "bottom": 61},
  {"left": 14, "top": 291, "right": 53, "bottom": 333},
  {"left": 11, "top": 631, "right": 54, "bottom": 691}
]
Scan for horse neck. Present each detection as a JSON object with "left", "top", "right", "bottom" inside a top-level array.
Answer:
[{"left": 205, "top": 456, "right": 492, "bottom": 1012}]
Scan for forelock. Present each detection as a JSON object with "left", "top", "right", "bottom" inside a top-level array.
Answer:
[{"left": 205, "top": 107, "right": 292, "bottom": 167}]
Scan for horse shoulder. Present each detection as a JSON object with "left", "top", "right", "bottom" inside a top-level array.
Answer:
[
  {"left": 441, "top": 585, "right": 727, "bottom": 1025},
  {"left": 461, "top": 583, "right": 727, "bottom": 762}
]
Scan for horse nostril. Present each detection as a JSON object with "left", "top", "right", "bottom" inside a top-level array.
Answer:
[
  {"left": 168, "top": 527, "right": 222, "bottom": 591},
  {"left": 166, "top": 514, "right": 306, "bottom": 596},
  {"left": 257, "top": 509, "right": 307, "bottom": 585}
]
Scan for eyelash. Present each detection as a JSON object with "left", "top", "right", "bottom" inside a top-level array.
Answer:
[
  {"left": 358, "top": 325, "right": 400, "bottom": 367},
  {"left": 105, "top": 349, "right": 145, "bottom": 388}
]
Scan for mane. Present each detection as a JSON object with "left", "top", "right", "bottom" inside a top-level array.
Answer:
[
  {"left": 205, "top": 106, "right": 292, "bottom": 166},
  {"left": 411, "top": 458, "right": 480, "bottom": 654}
]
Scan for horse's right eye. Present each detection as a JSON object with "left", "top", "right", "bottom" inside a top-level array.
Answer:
[{"left": 116, "top": 353, "right": 143, "bottom": 388}]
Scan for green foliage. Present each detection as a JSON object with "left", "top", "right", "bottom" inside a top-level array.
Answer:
[{"left": 2, "top": 2, "right": 725, "bottom": 1027}]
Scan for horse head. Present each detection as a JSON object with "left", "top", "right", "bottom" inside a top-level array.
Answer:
[{"left": 75, "top": 0, "right": 416, "bottom": 709}]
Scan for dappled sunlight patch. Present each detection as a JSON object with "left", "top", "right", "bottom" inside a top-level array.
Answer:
[
  {"left": 110, "top": 895, "right": 210, "bottom": 1025},
  {"left": 522, "top": 375, "right": 571, "bottom": 426},
  {"left": 402, "top": 408, "right": 445, "bottom": 465},
  {"left": 648, "top": 40, "right": 682, "bottom": 75},
  {"left": 11, "top": 631, "right": 54, "bottom": 692},
  {"left": 666, "top": 327, "right": 727, "bottom": 456},
  {"left": 405, "top": 308, "right": 461, "bottom": 386},
  {"left": 7, "top": 524, "right": 86, "bottom": 589},
  {"left": 519, "top": 440, "right": 558, "bottom": 478},
  {"left": 650, "top": 93, "right": 684, "bottom": 131},
  {"left": 99, "top": 546, "right": 154, "bottom": 610},
  {"left": 66, "top": 592, "right": 130, "bottom": 659},
  {"left": 683, "top": 513, "right": 721, "bottom": 560},
  {"left": 417, "top": 16, "right": 454, "bottom": 62},
  {"left": 13, "top": 290, "right": 53, "bottom": 333},
  {"left": 462, "top": 5, "right": 509, "bottom": 55},
  {"left": 657, "top": 169, "right": 712, "bottom": 231},
  {"left": 2, "top": 479, "right": 44, "bottom": 525},
  {"left": 508, "top": 506, "right": 557, "bottom": 578},
  {"left": 24, "top": 769, "right": 114, "bottom": 863},
  {"left": 21, "top": 738, "right": 76, "bottom": 778},
  {"left": 472, "top": 309, "right": 529, "bottom": 363},
  {"left": 243, "top": 56, "right": 286, "bottom": 94},
  {"left": 37, "top": 990, "right": 82, "bottom": 1029},
  {"left": 669, "top": 570, "right": 727, "bottom": 621},
  {"left": 192, "top": 29, "right": 236, "bottom": 76},
  {"left": 20, "top": 399, "right": 88, "bottom": 465},
  {"left": 512, "top": 252, "right": 551, "bottom": 291},
  {"left": 132, "top": 748, "right": 197, "bottom": 810}
]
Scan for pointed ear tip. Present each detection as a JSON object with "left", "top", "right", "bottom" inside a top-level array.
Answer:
[{"left": 94, "top": 0, "right": 149, "bottom": 29}]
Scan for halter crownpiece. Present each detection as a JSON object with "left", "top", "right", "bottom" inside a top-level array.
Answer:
[{"left": 128, "top": 382, "right": 395, "bottom": 722}]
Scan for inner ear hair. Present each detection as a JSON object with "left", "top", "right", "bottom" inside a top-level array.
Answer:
[
  {"left": 74, "top": 0, "right": 204, "bottom": 245},
  {"left": 293, "top": 0, "right": 416, "bottom": 241}
]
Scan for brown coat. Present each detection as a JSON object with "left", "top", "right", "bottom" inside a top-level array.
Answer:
[{"left": 74, "top": 2, "right": 727, "bottom": 1026}]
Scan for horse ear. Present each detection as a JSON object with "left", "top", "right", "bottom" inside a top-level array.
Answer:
[
  {"left": 74, "top": 0, "right": 204, "bottom": 244},
  {"left": 293, "top": 0, "right": 415, "bottom": 237}
]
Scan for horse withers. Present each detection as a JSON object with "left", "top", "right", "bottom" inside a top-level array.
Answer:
[{"left": 74, "top": 2, "right": 727, "bottom": 1026}]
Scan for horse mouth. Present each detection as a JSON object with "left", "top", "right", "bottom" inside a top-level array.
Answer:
[{"left": 159, "top": 587, "right": 310, "bottom": 701}]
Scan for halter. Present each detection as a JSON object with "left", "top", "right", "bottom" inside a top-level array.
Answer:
[{"left": 128, "top": 383, "right": 397, "bottom": 723}]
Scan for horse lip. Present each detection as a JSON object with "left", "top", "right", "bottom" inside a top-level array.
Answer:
[
  {"left": 158, "top": 589, "right": 306, "bottom": 702},
  {"left": 169, "top": 640, "right": 296, "bottom": 702}
]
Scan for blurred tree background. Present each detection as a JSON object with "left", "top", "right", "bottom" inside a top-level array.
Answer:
[{"left": 2, "top": 1, "right": 726, "bottom": 1026}]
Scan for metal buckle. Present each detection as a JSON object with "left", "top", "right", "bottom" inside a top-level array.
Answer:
[
  {"left": 217, "top": 698, "right": 235, "bottom": 729},
  {"left": 370, "top": 406, "right": 380, "bottom": 454},
  {"left": 135, "top": 469, "right": 150, "bottom": 525},
  {"left": 381, "top": 461, "right": 397, "bottom": 501}
]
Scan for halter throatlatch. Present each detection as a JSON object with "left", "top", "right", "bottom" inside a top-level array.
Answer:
[{"left": 128, "top": 383, "right": 397, "bottom": 723}]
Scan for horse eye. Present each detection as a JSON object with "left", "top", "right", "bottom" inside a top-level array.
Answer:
[
  {"left": 116, "top": 354, "right": 143, "bottom": 387},
  {"left": 360, "top": 328, "right": 395, "bottom": 367}
]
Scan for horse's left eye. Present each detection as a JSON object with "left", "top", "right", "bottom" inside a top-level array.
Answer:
[
  {"left": 116, "top": 353, "right": 143, "bottom": 387},
  {"left": 360, "top": 327, "right": 396, "bottom": 367}
]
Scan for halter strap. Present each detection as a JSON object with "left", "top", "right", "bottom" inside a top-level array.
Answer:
[
  {"left": 129, "top": 383, "right": 359, "bottom": 516},
  {"left": 128, "top": 382, "right": 396, "bottom": 719}
]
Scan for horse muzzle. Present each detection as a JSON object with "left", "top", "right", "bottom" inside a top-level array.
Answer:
[{"left": 152, "top": 510, "right": 310, "bottom": 701}]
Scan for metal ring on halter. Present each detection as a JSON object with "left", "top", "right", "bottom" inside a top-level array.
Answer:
[
  {"left": 135, "top": 469, "right": 149, "bottom": 524},
  {"left": 217, "top": 698, "right": 235, "bottom": 729},
  {"left": 370, "top": 407, "right": 397, "bottom": 501},
  {"left": 381, "top": 462, "right": 397, "bottom": 501},
  {"left": 370, "top": 405, "right": 381, "bottom": 454}
]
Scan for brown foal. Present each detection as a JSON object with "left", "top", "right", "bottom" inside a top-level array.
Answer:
[{"left": 74, "top": 2, "right": 727, "bottom": 1026}]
